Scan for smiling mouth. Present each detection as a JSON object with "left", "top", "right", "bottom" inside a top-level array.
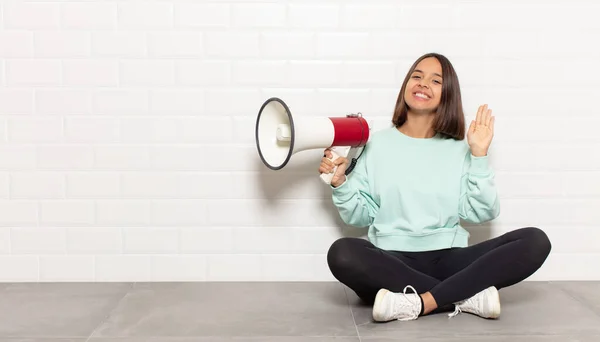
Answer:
[{"left": 413, "top": 92, "right": 430, "bottom": 100}]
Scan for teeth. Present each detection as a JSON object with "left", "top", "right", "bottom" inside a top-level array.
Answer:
[{"left": 415, "top": 93, "right": 429, "bottom": 99}]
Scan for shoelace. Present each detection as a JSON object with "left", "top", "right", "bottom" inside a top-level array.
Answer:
[
  {"left": 448, "top": 305, "right": 462, "bottom": 318},
  {"left": 393, "top": 285, "right": 421, "bottom": 321},
  {"left": 448, "top": 295, "right": 478, "bottom": 318}
]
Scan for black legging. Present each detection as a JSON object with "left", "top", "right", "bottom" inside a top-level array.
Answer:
[{"left": 327, "top": 227, "right": 551, "bottom": 311}]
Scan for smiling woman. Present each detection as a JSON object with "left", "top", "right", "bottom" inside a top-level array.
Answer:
[
  {"left": 392, "top": 53, "right": 466, "bottom": 141},
  {"left": 321, "top": 52, "right": 551, "bottom": 324}
]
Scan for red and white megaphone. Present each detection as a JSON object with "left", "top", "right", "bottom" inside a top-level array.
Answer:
[{"left": 255, "top": 97, "right": 371, "bottom": 185}]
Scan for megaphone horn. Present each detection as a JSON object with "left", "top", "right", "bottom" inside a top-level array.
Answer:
[{"left": 255, "top": 97, "right": 370, "bottom": 185}]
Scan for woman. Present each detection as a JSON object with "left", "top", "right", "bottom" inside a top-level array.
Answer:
[{"left": 320, "top": 53, "right": 551, "bottom": 322}]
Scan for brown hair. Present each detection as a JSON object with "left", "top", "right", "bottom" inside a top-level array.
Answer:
[{"left": 391, "top": 53, "right": 465, "bottom": 140}]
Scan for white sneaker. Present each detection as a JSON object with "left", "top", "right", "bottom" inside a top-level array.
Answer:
[
  {"left": 448, "top": 286, "right": 501, "bottom": 319},
  {"left": 372, "top": 285, "right": 422, "bottom": 322}
]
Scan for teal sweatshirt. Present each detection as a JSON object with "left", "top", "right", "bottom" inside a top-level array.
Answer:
[{"left": 331, "top": 126, "right": 500, "bottom": 252}]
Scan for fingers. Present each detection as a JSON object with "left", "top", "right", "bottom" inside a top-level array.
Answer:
[
  {"left": 486, "top": 109, "right": 493, "bottom": 126},
  {"left": 319, "top": 156, "right": 347, "bottom": 174},
  {"left": 476, "top": 104, "right": 493, "bottom": 127}
]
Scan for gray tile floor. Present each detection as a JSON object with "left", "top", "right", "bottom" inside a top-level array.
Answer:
[{"left": 0, "top": 281, "right": 598, "bottom": 341}]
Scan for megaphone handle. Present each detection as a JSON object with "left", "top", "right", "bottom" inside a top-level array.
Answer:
[{"left": 320, "top": 146, "right": 351, "bottom": 185}]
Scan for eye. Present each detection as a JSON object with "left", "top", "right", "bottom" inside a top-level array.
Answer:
[
  {"left": 434, "top": 80, "right": 442, "bottom": 84},
  {"left": 412, "top": 75, "right": 420, "bottom": 79}
]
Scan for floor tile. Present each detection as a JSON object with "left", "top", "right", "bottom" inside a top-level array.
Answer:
[
  {"left": 90, "top": 282, "right": 357, "bottom": 338},
  {"left": 348, "top": 281, "right": 600, "bottom": 339},
  {"left": 0, "top": 283, "right": 132, "bottom": 338},
  {"left": 553, "top": 281, "right": 600, "bottom": 316},
  {"left": 0, "top": 339, "right": 85, "bottom": 342},
  {"left": 362, "top": 335, "right": 600, "bottom": 341},
  {"left": 90, "top": 338, "right": 359, "bottom": 342}
]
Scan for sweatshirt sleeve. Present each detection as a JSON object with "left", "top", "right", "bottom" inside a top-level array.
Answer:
[
  {"left": 458, "top": 151, "right": 500, "bottom": 223},
  {"left": 330, "top": 146, "right": 379, "bottom": 228}
]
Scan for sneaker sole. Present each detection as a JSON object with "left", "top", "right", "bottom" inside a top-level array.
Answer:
[
  {"left": 485, "top": 286, "right": 501, "bottom": 319},
  {"left": 372, "top": 288, "right": 390, "bottom": 322}
]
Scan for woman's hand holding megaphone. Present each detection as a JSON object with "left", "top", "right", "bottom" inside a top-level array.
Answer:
[{"left": 319, "top": 148, "right": 349, "bottom": 187}]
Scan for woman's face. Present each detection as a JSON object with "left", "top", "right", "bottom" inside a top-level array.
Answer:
[{"left": 404, "top": 57, "right": 443, "bottom": 114}]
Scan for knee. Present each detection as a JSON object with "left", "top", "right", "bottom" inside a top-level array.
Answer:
[
  {"left": 522, "top": 227, "right": 552, "bottom": 260},
  {"left": 327, "top": 237, "right": 365, "bottom": 274}
]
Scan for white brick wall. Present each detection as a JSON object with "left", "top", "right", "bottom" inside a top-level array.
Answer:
[{"left": 0, "top": 0, "right": 599, "bottom": 282}]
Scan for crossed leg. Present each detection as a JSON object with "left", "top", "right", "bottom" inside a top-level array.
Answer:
[{"left": 327, "top": 227, "right": 552, "bottom": 315}]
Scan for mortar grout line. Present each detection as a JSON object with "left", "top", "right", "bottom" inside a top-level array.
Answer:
[
  {"left": 342, "top": 284, "right": 362, "bottom": 342},
  {"left": 84, "top": 282, "right": 135, "bottom": 342}
]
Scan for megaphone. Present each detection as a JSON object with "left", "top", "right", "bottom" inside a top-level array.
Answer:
[{"left": 255, "top": 97, "right": 371, "bottom": 185}]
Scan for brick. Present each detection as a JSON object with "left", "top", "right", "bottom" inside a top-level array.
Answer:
[
  {"left": 149, "top": 89, "right": 205, "bottom": 115},
  {"left": 175, "top": 61, "right": 231, "bottom": 86},
  {"left": 6, "top": 60, "right": 61, "bottom": 86},
  {"left": 66, "top": 172, "right": 120, "bottom": 199},
  {"left": 123, "top": 227, "right": 179, "bottom": 253},
  {"left": 342, "top": 62, "right": 397, "bottom": 86},
  {"left": 63, "top": 60, "right": 119, "bottom": 86},
  {"left": 232, "top": 61, "right": 287, "bottom": 86},
  {"left": 36, "top": 89, "right": 92, "bottom": 115},
  {"left": 92, "top": 32, "right": 146, "bottom": 57},
  {"left": 232, "top": 4, "right": 286, "bottom": 28},
  {"left": 317, "top": 89, "right": 371, "bottom": 116},
  {"left": 62, "top": 2, "right": 117, "bottom": 29},
  {"left": 10, "top": 227, "right": 66, "bottom": 254},
  {"left": 206, "top": 254, "right": 262, "bottom": 281},
  {"left": 288, "top": 61, "right": 342, "bottom": 86},
  {"left": 10, "top": 172, "right": 65, "bottom": 199},
  {"left": 34, "top": 31, "right": 90, "bottom": 58},
  {"left": 0, "top": 256, "right": 39, "bottom": 281},
  {"left": 260, "top": 33, "right": 315, "bottom": 58},
  {"left": 40, "top": 200, "right": 95, "bottom": 227},
  {"left": 0, "top": 146, "right": 37, "bottom": 170},
  {"left": 93, "top": 89, "right": 149, "bottom": 115},
  {"left": 65, "top": 117, "right": 119, "bottom": 143},
  {"left": 205, "top": 88, "right": 261, "bottom": 115},
  {"left": 3, "top": 2, "right": 60, "bottom": 29},
  {"left": 206, "top": 32, "right": 259, "bottom": 58},
  {"left": 341, "top": 5, "right": 399, "bottom": 29},
  {"left": 0, "top": 31, "right": 34, "bottom": 58},
  {"left": 120, "top": 60, "right": 175, "bottom": 86},
  {"left": 147, "top": 32, "right": 203, "bottom": 58},
  {"left": 261, "top": 255, "right": 317, "bottom": 281},
  {"left": 0, "top": 89, "right": 34, "bottom": 115},
  {"left": 180, "top": 227, "right": 233, "bottom": 254},
  {"left": 316, "top": 33, "right": 370, "bottom": 58},
  {"left": 38, "top": 145, "right": 94, "bottom": 170},
  {"left": 40, "top": 256, "right": 95, "bottom": 281},
  {"left": 151, "top": 256, "right": 207, "bottom": 281},
  {"left": 150, "top": 200, "right": 208, "bottom": 227},
  {"left": 174, "top": 3, "right": 230, "bottom": 28},
  {"left": 288, "top": 4, "right": 339, "bottom": 28},
  {"left": 95, "top": 200, "right": 151, "bottom": 227},
  {"left": 7, "top": 116, "right": 63, "bottom": 143},
  {"left": 95, "top": 255, "right": 151, "bottom": 281},
  {"left": 66, "top": 227, "right": 122, "bottom": 254},
  {"left": 118, "top": 2, "right": 173, "bottom": 29},
  {"left": 94, "top": 146, "right": 150, "bottom": 170}
]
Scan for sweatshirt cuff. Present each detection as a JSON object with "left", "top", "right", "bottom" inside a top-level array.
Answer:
[
  {"left": 331, "top": 178, "right": 354, "bottom": 201},
  {"left": 470, "top": 154, "right": 491, "bottom": 174}
]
